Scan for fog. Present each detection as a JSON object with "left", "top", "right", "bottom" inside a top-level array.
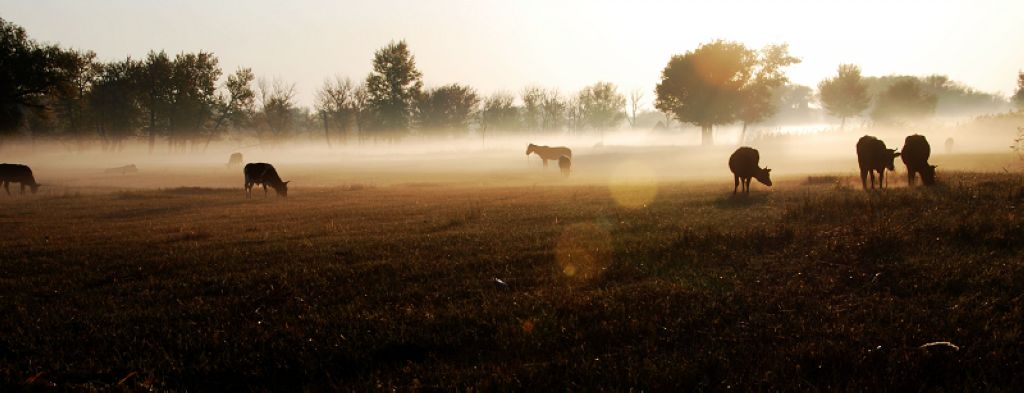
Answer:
[{"left": 2, "top": 117, "right": 1020, "bottom": 198}]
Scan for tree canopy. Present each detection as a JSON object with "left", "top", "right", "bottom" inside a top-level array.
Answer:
[
  {"left": 364, "top": 40, "right": 423, "bottom": 137},
  {"left": 871, "top": 77, "right": 938, "bottom": 123},
  {"left": 818, "top": 64, "right": 870, "bottom": 128}
]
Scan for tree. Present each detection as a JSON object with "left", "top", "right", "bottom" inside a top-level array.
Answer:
[
  {"left": 139, "top": 51, "right": 173, "bottom": 152},
  {"left": 89, "top": 58, "right": 143, "bottom": 151},
  {"left": 520, "top": 86, "right": 544, "bottom": 132},
  {"left": 49, "top": 49, "right": 98, "bottom": 140},
  {"left": 818, "top": 64, "right": 870, "bottom": 128},
  {"left": 167, "top": 51, "right": 221, "bottom": 150},
  {"left": 737, "top": 44, "right": 800, "bottom": 142},
  {"left": 0, "top": 18, "right": 67, "bottom": 138},
  {"left": 627, "top": 89, "right": 643, "bottom": 128},
  {"left": 655, "top": 40, "right": 758, "bottom": 146},
  {"left": 315, "top": 76, "right": 358, "bottom": 146},
  {"left": 540, "top": 90, "right": 566, "bottom": 132},
  {"left": 416, "top": 83, "right": 479, "bottom": 135},
  {"left": 364, "top": 40, "right": 423, "bottom": 139},
  {"left": 1013, "top": 71, "right": 1024, "bottom": 110},
  {"left": 205, "top": 67, "right": 254, "bottom": 151},
  {"left": 480, "top": 92, "right": 518, "bottom": 133},
  {"left": 578, "top": 82, "right": 626, "bottom": 133},
  {"left": 256, "top": 78, "right": 296, "bottom": 143},
  {"left": 871, "top": 77, "right": 937, "bottom": 123}
]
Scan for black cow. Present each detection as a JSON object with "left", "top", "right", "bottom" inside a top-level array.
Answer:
[
  {"left": 244, "top": 163, "right": 289, "bottom": 198},
  {"left": 856, "top": 136, "right": 900, "bottom": 190},
  {"left": 0, "top": 163, "right": 41, "bottom": 195},
  {"left": 902, "top": 134, "right": 936, "bottom": 186},
  {"left": 729, "top": 147, "right": 772, "bottom": 194}
]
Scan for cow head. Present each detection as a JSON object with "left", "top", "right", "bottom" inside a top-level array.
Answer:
[
  {"left": 921, "top": 165, "right": 937, "bottom": 185},
  {"left": 274, "top": 181, "right": 290, "bottom": 197},
  {"left": 526, "top": 144, "right": 536, "bottom": 156},
  {"left": 886, "top": 149, "right": 901, "bottom": 171},
  {"left": 755, "top": 167, "right": 773, "bottom": 187},
  {"left": 30, "top": 182, "right": 40, "bottom": 194}
]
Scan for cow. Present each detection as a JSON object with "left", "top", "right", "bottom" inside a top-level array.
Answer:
[
  {"left": 227, "top": 153, "right": 243, "bottom": 168},
  {"left": 944, "top": 137, "right": 954, "bottom": 155},
  {"left": 526, "top": 143, "right": 572, "bottom": 168},
  {"left": 104, "top": 164, "right": 138, "bottom": 175},
  {"left": 558, "top": 155, "right": 571, "bottom": 177},
  {"left": 902, "top": 134, "right": 936, "bottom": 186},
  {"left": 244, "top": 163, "right": 289, "bottom": 198},
  {"left": 0, "top": 163, "right": 41, "bottom": 195},
  {"left": 728, "top": 147, "right": 772, "bottom": 194},
  {"left": 856, "top": 135, "right": 900, "bottom": 190}
]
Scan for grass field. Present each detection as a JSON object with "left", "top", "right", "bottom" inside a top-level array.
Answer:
[{"left": 2, "top": 168, "right": 1024, "bottom": 390}]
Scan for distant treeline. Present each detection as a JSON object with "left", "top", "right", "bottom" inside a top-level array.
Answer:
[{"left": 1, "top": 17, "right": 1022, "bottom": 150}]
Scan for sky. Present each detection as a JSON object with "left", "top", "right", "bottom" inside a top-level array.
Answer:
[{"left": 2, "top": 0, "right": 1022, "bottom": 108}]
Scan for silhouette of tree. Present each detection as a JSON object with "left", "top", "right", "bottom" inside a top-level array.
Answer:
[
  {"left": 48, "top": 49, "right": 98, "bottom": 141},
  {"left": 871, "top": 77, "right": 937, "bottom": 123},
  {"left": 89, "top": 58, "right": 143, "bottom": 151},
  {"left": 737, "top": 44, "right": 800, "bottom": 142},
  {"left": 166, "top": 52, "right": 221, "bottom": 150},
  {"left": 578, "top": 82, "right": 625, "bottom": 133},
  {"left": 818, "top": 64, "right": 870, "bottom": 129},
  {"left": 655, "top": 40, "right": 759, "bottom": 146},
  {"left": 480, "top": 92, "right": 518, "bottom": 133},
  {"left": 520, "top": 87, "right": 544, "bottom": 132},
  {"left": 139, "top": 51, "right": 173, "bottom": 152},
  {"left": 416, "top": 83, "right": 479, "bottom": 136},
  {"left": 0, "top": 18, "right": 68, "bottom": 138},
  {"left": 567, "top": 96, "right": 584, "bottom": 135},
  {"left": 315, "top": 76, "right": 359, "bottom": 146},
  {"left": 627, "top": 89, "right": 643, "bottom": 128},
  {"left": 1013, "top": 71, "right": 1024, "bottom": 110},
  {"left": 364, "top": 40, "right": 423, "bottom": 139},
  {"left": 541, "top": 89, "right": 566, "bottom": 132},
  {"left": 256, "top": 78, "right": 296, "bottom": 143},
  {"left": 205, "top": 67, "right": 254, "bottom": 151}
]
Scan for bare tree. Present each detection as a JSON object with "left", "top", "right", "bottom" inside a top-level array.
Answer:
[
  {"left": 627, "top": 89, "right": 643, "bottom": 128},
  {"left": 256, "top": 78, "right": 296, "bottom": 144}
]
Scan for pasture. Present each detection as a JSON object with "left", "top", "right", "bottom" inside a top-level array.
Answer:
[{"left": 2, "top": 159, "right": 1024, "bottom": 389}]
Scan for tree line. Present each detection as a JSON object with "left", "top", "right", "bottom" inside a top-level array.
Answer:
[{"left": 2, "top": 17, "right": 1021, "bottom": 150}]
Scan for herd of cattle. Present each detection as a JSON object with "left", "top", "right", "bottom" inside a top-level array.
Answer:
[{"left": 0, "top": 134, "right": 938, "bottom": 197}]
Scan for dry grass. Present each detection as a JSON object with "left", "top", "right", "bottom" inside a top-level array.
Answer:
[{"left": 1, "top": 172, "right": 1023, "bottom": 390}]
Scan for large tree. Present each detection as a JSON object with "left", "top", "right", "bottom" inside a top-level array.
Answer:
[
  {"left": 256, "top": 78, "right": 296, "bottom": 143},
  {"left": 520, "top": 86, "right": 545, "bottom": 132},
  {"left": 737, "top": 44, "right": 800, "bottom": 142},
  {"left": 818, "top": 64, "right": 870, "bottom": 128},
  {"left": 0, "top": 18, "right": 67, "bottom": 137},
  {"left": 871, "top": 77, "right": 937, "bottom": 123},
  {"left": 139, "top": 51, "right": 173, "bottom": 152},
  {"left": 204, "top": 67, "right": 254, "bottom": 151},
  {"left": 1014, "top": 71, "right": 1024, "bottom": 111},
  {"left": 364, "top": 40, "right": 423, "bottom": 138},
  {"left": 315, "top": 76, "right": 359, "bottom": 146},
  {"left": 655, "top": 40, "right": 758, "bottom": 146},
  {"left": 89, "top": 58, "right": 143, "bottom": 151},
  {"left": 416, "top": 83, "right": 479, "bottom": 135},
  {"left": 167, "top": 51, "right": 221, "bottom": 150},
  {"left": 578, "top": 81, "right": 626, "bottom": 132}
]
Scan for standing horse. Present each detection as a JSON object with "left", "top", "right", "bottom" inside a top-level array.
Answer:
[{"left": 526, "top": 144, "right": 572, "bottom": 168}]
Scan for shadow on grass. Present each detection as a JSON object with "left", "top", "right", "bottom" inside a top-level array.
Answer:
[{"left": 713, "top": 192, "right": 771, "bottom": 209}]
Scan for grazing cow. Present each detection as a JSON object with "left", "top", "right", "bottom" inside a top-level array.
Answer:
[
  {"left": 0, "top": 163, "right": 41, "bottom": 195},
  {"left": 944, "top": 137, "right": 954, "bottom": 155},
  {"left": 856, "top": 135, "right": 900, "bottom": 190},
  {"left": 526, "top": 143, "right": 572, "bottom": 168},
  {"left": 227, "top": 153, "right": 243, "bottom": 168},
  {"left": 902, "top": 134, "right": 936, "bottom": 186},
  {"left": 558, "top": 155, "right": 571, "bottom": 177},
  {"left": 728, "top": 147, "right": 772, "bottom": 194},
  {"left": 244, "top": 163, "right": 289, "bottom": 198},
  {"left": 104, "top": 164, "right": 138, "bottom": 175}
]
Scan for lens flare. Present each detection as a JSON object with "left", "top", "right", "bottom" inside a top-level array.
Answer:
[{"left": 607, "top": 161, "right": 659, "bottom": 209}]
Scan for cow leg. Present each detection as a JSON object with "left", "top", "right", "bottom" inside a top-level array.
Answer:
[
  {"left": 734, "top": 175, "right": 739, "bottom": 194},
  {"left": 2, "top": 181, "right": 8, "bottom": 195},
  {"left": 860, "top": 170, "right": 868, "bottom": 190},
  {"left": 869, "top": 171, "right": 876, "bottom": 189},
  {"left": 20, "top": 183, "right": 25, "bottom": 194},
  {"left": 879, "top": 170, "right": 886, "bottom": 189},
  {"left": 745, "top": 178, "right": 752, "bottom": 193},
  {"left": 263, "top": 184, "right": 268, "bottom": 198},
  {"left": 908, "top": 170, "right": 915, "bottom": 187}
]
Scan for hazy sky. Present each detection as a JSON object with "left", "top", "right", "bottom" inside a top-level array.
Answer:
[{"left": 3, "top": 0, "right": 1022, "bottom": 108}]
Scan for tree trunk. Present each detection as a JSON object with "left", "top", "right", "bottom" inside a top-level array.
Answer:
[
  {"left": 701, "top": 125, "right": 714, "bottom": 146},
  {"left": 322, "top": 112, "right": 332, "bottom": 148}
]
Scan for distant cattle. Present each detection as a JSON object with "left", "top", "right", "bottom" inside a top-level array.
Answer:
[
  {"left": 244, "top": 163, "right": 289, "bottom": 198},
  {"left": 526, "top": 144, "right": 572, "bottom": 168},
  {"left": 856, "top": 135, "right": 900, "bottom": 190},
  {"left": 558, "top": 155, "right": 571, "bottom": 177},
  {"left": 0, "top": 163, "right": 40, "bottom": 195},
  {"left": 728, "top": 147, "right": 772, "bottom": 194},
  {"left": 227, "top": 153, "right": 243, "bottom": 168},
  {"left": 902, "top": 134, "right": 936, "bottom": 186},
  {"left": 944, "top": 137, "right": 954, "bottom": 154},
  {"left": 104, "top": 164, "right": 138, "bottom": 175}
]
